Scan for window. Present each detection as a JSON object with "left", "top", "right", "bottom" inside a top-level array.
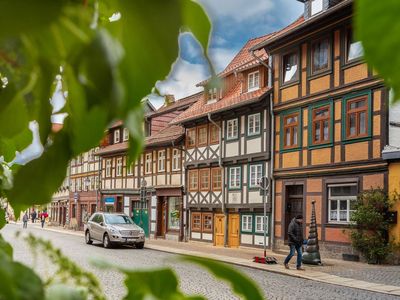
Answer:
[
  {"left": 229, "top": 167, "right": 241, "bottom": 189},
  {"left": 106, "top": 159, "right": 112, "bottom": 177},
  {"left": 347, "top": 28, "right": 364, "bottom": 62},
  {"left": 255, "top": 215, "right": 268, "bottom": 233},
  {"left": 211, "top": 168, "right": 222, "bottom": 191},
  {"left": 127, "top": 162, "right": 133, "bottom": 175},
  {"left": 241, "top": 215, "right": 253, "bottom": 232},
  {"left": 197, "top": 126, "right": 208, "bottom": 146},
  {"left": 188, "top": 170, "right": 199, "bottom": 192},
  {"left": 168, "top": 197, "right": 181, "bottom": 230},
  {"left": 282, "top": 51, "right": 299, "bottom": 83},
  {"left": 145, "top": 153, "right": 152, "bottom": 174},
  {"left": 311, "top": 0, "right": 323, "bottom": 16},
  {"left": 114, "top": 129, "right": 120, "bottom": 143},
  {"left": 312, "top": 105, "right": 331, "bottom": 145},
  {"left": 249, "top": 164, "right": 263, "bottom": 188},
  {"left": 283, "top": 112, "right": 300, "bottom": 149},
  {"left": 116, "top": 157, "right": 122, "bottom": 176},
  {"left": 227, "top": 118, "right": 238, "bottom": 140},
  {"left": 158, "top": 150, "right": 166, "bottom": 172},
  {"left": 172, "top": 149, "right": 181, "bottom": 171},
  {"left": 186, "top": 128, "right": 196, "bottom": 148},
  {"left": 202, "top": 213, "right": 213, "bottom": 232},
  {"left": 191, "top": 212, "right": 201, "bottom": 232},
  {"left": 346, "top": 96, "right": 368, "bottom": 139},
  {"left": 248, "top": 113, "right": 261, "bottom": 136},
  {"left": 207, "top": 88, "right": 217, "bottom": 103},
  {"left": 328, "top": 184, "right": 358, "bottom": 223},
  {"left": 311, "top": 38, "right": 330, "bottom": 74},
  {"left": 209, "top": 124, "right": 219, "bottom": 144},
  {"left": 123, "top": 128, "right": 129, "bottom": 141},
  {"left": 248, "top": 71, "right": 260, "bottom": 92},
  {"left": 199, "top": 169, "right": 210, "bottom": 191}
]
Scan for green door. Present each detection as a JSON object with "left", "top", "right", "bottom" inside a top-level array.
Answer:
[{"left": 132, "top": 201, "right": 149, "bottom": 237}]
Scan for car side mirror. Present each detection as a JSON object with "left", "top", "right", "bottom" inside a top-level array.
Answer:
[{"left": 99, "top": 222, "right": 104, "bottom": 226}]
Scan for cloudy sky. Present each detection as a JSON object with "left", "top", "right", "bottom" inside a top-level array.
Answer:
[{"left": 150, "top": 0, "right": 304, "bottom": 108}]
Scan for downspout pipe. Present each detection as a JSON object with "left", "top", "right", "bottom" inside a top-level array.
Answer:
[
  {"left": 208, "top": 113, "right": 227, "bottom": 247},
  {"left": 251, "top": 49, "right": 275, "bottom": 250}
]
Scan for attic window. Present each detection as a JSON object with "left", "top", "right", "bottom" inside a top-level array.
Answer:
[
  {"left": 248, "top": 71, "right": 260, "bottom": 92},
  {"left": 207, "top": 88, "right": 217, "bottom": 103},
  {"left": 311, "top": 0, "right": 323, "bottom": 16}
]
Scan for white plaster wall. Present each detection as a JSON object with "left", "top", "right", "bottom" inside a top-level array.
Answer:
[
  {"left": 171, "top": 174, "right": 181, "bottom": 186},
  {"left": 191, "top": 232, "right": 201, "bottom": 239},
  {"left": 151, "top": 208, "right": 156, "bottom": 221},
  {"left": 115, "top": 179, "right": 122, "bottom": 189},
  {"left": 151, "top": 223, "right": 156, "bottom": 232},
  {"left": 157, "top": 175, "right": 165, "bottom": 186},
  {"left": 203, "top": 233, "right": 213, "bottom": 241},
  {"left": 226, "top": 141, "right": 239, "bottom": 157},
  {"left": 247, "top": 137, "right": 262, "bottom": 154},
  {"left": 228, "top": 192, "right": 241, "bottom": 204},
  {"left": 126, "top": 178, "right": 134, "bottom": 189},
  {"left": 389, "top": 101, "right": 400, "bottom": 147},
  {"left": 254, "top": 235, "right": 268, "bottom": 246},
  {"left": 248, "top": 191, "right": 263, "bottom": 203},
  {"left": 105, "top": 180, "right": 111, "bottom": 189},
  {"left": 241, "top": 234, "right": 252, "bottom": 244}
]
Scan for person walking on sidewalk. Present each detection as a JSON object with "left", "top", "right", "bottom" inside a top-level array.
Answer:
[
  {"left": 40, "top": 212, "right": 46, "bottom": 228},
  {"left": 22, "top": 212, "right": 28, "bottom": 229},
  {"left": 284, "top": 215, "right": 305, "bottom": 270},
  {"left": 31, "top": 210, "right": 37, "bottom": 223}
]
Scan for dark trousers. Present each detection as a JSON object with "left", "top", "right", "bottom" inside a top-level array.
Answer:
[
  {"left": 23, "top": 221, "right": 27, "bottom": 229},
  {"left": 41, "top": 220, "right": 45, "bottom": 228},
  {"left": 284, "top": 244, "right": 302, "bottom": 268}
]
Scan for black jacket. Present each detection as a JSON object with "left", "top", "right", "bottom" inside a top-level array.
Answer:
[{"left": 287, "top": 218, "right": 304, "bottom": 246}]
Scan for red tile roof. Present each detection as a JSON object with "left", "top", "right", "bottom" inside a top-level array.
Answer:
[
  {"left": 172, "top": 86, "right": 271, "bottom": 124},
  {"left": 148, "top": 92, "right": 203, "bottom": 117},
  {"left": 96, "top": 141, "right": 128, "bottom": 156},
  {"left": 145, "top": 124, "right": 184, "bottom": 147}
]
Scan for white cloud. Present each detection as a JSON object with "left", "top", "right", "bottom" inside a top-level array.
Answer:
[
  {"left": 209, "top": 47, "right": 238, "bottom": 73},
  {"left": 149, "top": 58, "right": 209, "bottom": 108},
  {"left": 199, "top": 0, "right": 274, "bottom": 22}
]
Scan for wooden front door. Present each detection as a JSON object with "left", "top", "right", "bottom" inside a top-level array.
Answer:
[
  {"left": 214, "top": 214, "right": 225, "bottom": 247},
  {"left": 228, "top": 214, "right": 240, "bottom": 248},
  {"left": 284, "top": 185, "right": 304, "bottom": 242},
  {"left": 157, "top": 198, "right": 167, "bottom": 237}
]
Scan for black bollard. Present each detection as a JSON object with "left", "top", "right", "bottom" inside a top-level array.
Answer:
[{"left": 302, "top": 200, "right": 322, "bottom": 265}]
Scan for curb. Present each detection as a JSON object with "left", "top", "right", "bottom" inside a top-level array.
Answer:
[{"left": 12, "top": 223, "right": 400, "bottom": 296}]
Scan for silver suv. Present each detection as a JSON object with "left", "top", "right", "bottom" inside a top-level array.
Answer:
[{"left": 84, "top": 212, "right": 145, "bottom": 249}]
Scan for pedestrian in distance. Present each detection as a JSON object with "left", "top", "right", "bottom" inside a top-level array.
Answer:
[
  {"left": 284, "top": 215, "right": 305, "bottom": 271},
  {"left": 40, "top": 212, "right": 46, "bottom": 228},
  {"left": 31, "top": 210, "right": 37, "bottom": 223},
  {"left": 22, "top": 212, "right": 28, "bottom": 229}
]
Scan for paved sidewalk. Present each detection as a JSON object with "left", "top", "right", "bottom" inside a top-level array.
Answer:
[{"left": 15, "top": 222, "right": 400, "bottom": 297}]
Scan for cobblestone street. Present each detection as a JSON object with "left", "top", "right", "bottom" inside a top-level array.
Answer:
[{"left": 2, "top": 224, "right": 399, "bottom": 300}]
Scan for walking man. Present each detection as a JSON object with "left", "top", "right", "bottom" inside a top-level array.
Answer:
[
  {"left": 22, "top": 212, "right": 28, "bottom": 229},
  {"left": 284, "top": 215, "right": 305, "bottom": 270},
  {"left": 40, "top": 212, "right": 46, "bottom": 228},
  {"left": 31, "top": 210, "right": 37, "bottom": 223}
]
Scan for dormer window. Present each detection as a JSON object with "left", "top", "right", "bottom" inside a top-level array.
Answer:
[
  {"left": 248, "top": 71, "right": 260, "bottom": 92},
  {"left": 282, "top": 51, "right": 299, "bottom": 84},
  {"left": 207, "top": 88, "right": 217, "bottom": 104},
  {"left": 311, "top": 0, "right": 323, "bottom": 16},
  {"left": 123, "top": 128, "right": 129, "bottom": 141},
  {"left": 114, "top": 129, "right": 120, "bottom": 143}
]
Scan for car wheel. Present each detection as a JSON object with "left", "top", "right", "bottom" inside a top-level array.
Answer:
[
  {"left": 103, "top": 233, "right": 112, "bottom": 248},
  {"left": 135, "top": 242, "right": 144, "bottom": 249},
  {"left": 85, "top": 230, "right": 93, "bottom": 245}
]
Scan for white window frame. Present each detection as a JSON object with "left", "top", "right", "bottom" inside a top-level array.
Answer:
[
  {"left": 123, "top": 128, "right": 129, "bottom": 141},
  {"left": 241, "top": 215, "right": 253, "bottom": 232},
  {"left": 127, "top": 162, "right": 133, "bottom": 175},
  {"left": 207, "top": 87, "right": 217, "bottom": 103},
  {"left": 116, "top": 157, "right": 123, "bottom": 176},
  {"left": 172, "top": 149, "right": 181, "bottom": 171},
  {"left": 145, "top": 153, "right": 152, "bottom": 174},
  {"left": 227, "top": 118, "right": 238, "bottom": 140},
  {"left": 105, "top": 159, "right": 112, "bottom": 177},
  {"left": 248, "top": 113, "right": 261, "bottom": 136},
  {"left": 248, "top": 71, "right": 260, "bottom": 92},
  {"left": 229, "top": 166, "right": 241, "bottom": 189},
  {"left": 114, "top": 129, "right": 120, "bottom": 143},
  {"left": 158, "top": 150, "right": 166, "bottom": 172},
  {"left": 249, "top": 164, "right": 263, "bottom": 188},
  {"left": 255, "top": 215, "right": 268, "bottom": 234},
  {"left": 328, "top": 184, "right": 358, "bottom": 224},
  {"left": 311, "top": 0, "right": 323, "bottom": 16}
]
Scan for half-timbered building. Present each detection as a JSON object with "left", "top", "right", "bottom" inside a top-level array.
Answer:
[
  {"left": 173, "top": 36, "right": 273, "bottom": 248},
  {"left": 252, "top": 0, "right": 390, "bottom": 258}
]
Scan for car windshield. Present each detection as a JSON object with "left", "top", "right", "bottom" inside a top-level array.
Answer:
[{"left": 104, "top": 215, "right": 133, "bottom": 225}]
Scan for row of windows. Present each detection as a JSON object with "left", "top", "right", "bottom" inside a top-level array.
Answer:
[
  {"left": 113, "top": 128, "right": 129, "bottom": 144},
  {"left": 241, "top": 214, "right": 268, "bottom": 234},
  {"left": 71, "top": 148, "right": 99, "bottom": 166},
  {"left": 187, "top": 123, "right": 219, "bottom": 148},
  {"left": 188, "top": 168, "right": 222, "bottom": 192},
  {"left": 281, "top": 92, "right": 371, "bottom": 151},
  {"left": 191, "top": 212, "right": 213, "bottom": 233},
  {"left": 105, "top": 150, "right": 182, "bottom": 178},
  {"left": 282, "top": 27, "right": 363, "bottom": 85},
  {"left": 70, "top": 176, "right": 99, "bottom": 192},
  {"left": 228, "top": 164, "right": 263, "bottom": 190},
  {"left": 226, "top": 113, "right": 261, "bottom": 140}
]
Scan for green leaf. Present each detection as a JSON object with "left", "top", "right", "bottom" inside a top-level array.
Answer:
[
  {"left": 0, "top": 234, "right": 13, "bottom": 259},
  {"left": 180, "top": 256, "right": 264, "bottom": 300},
  {"left": 356, "top": 0, "right": 400, "bottom": 101},
  {"left": 0, "top": 208, "right": 4, "bottom": 229},
  {"left": 0, "top": 93, "right": 29, "bottom": 138},
  {"left": 0, "top": 0, "right": 65, "bottom": 41},
  {"left": 45, "top": 284, "right": 86, "bottom": 300},
  {"left": 6, "top": 132, "right": 71, "bottom": 211}
]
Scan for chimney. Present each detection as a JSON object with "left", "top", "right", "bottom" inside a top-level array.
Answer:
[{"left": 164, "top": 94, "right": 175, "bottom": 107}]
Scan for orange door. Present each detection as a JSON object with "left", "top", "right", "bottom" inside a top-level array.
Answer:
[
  {"left": 228, "top": 214, "right": 240, "bottom": 248},
  {"left": 214, "top": 214, "right": 225, "bottom": 247}
]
